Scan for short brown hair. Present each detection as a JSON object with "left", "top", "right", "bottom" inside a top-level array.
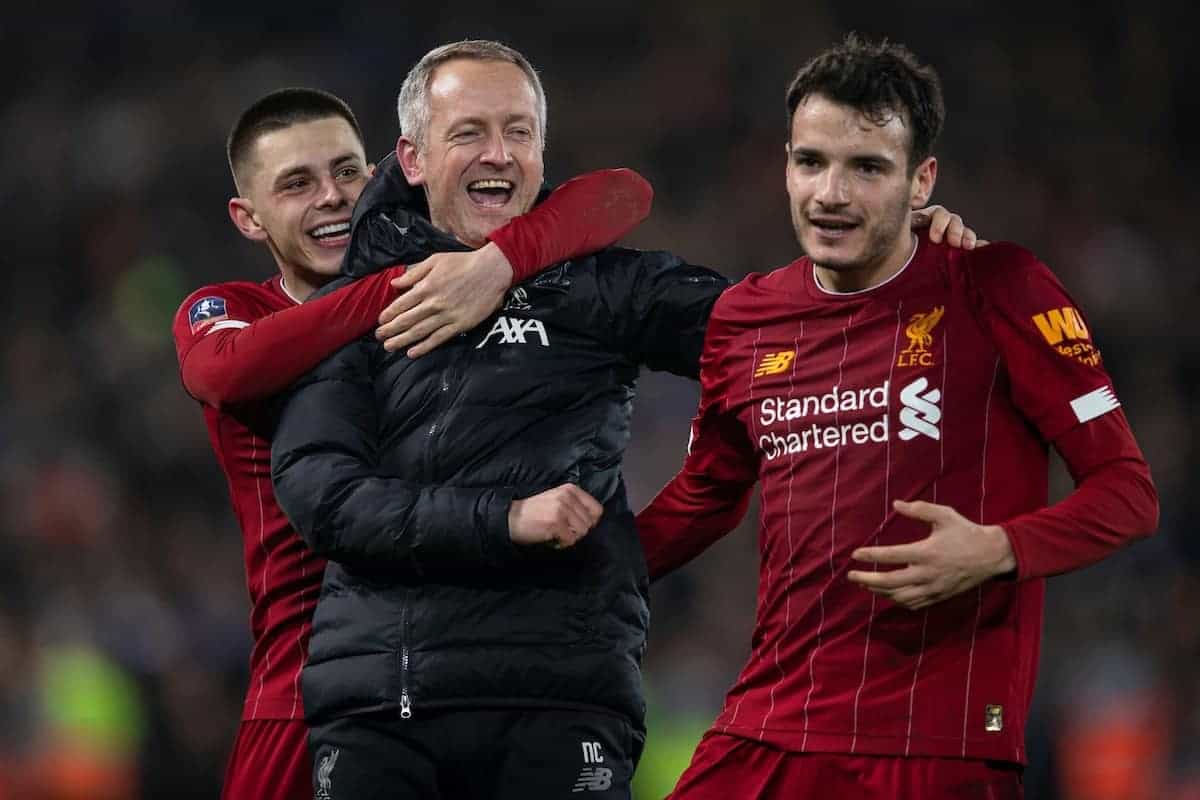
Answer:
[
  {"left": 786, "top": 34, "right": 945, "bottom": 172},
  {"left": 226, "top": 88, "right": 364, "bottom": 191}
]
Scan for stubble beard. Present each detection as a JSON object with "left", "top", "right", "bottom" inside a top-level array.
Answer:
[{"left": 798, "top": 197, "right": 911, "bottom": 278}]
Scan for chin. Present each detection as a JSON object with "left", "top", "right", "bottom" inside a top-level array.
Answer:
[{"left": 802, "top": 242, "right": 860, "bottom": 270}]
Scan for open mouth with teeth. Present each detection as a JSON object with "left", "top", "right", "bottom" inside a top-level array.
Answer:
[
  {"left": 467, "top": 179, "right": 515, "bottom": 208},
  {"left": 809, "top": 218, "right": 860, "bottom": 237},
  {"left": 308, "top": 221, "right": 351, "bottom": 247}
]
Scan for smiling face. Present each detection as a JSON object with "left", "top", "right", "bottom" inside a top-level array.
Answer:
[
  {"left": 228, "top": 116, "right": 371, "bottom": 297},
  {"left": 396, "top": 58, "right": 544, "bottom": 247},
  {"left": 786, "top": 94, "right": 936, "bottom": 292}
]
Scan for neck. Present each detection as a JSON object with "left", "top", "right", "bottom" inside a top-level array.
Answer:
[
  {"left": 814, "top": 232, "right": 918, "bottom": 294},
  {"left": 278, "top": 268, "right": 325, "bottom": 302}
]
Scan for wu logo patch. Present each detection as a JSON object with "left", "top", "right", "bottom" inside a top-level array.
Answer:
[
  {"left": 315, "top": 748, "right": 339, "bottom": 799},
  {"left": 897, "top": 306, "right": 944, "bottom": 367},
  {"left": 1032, "top": 306, "right": 1088, "bottom": 345},
  {"left": 754, "top": 350, "right": 795, "bottom": 378},
  {"left": 1032, "top": 306, "right": 1101, "bottom": 366},
  {"left": 898, "top": 377, "right": 941, "bottom": 441},
  {"left": 476, "top": 316, "right": 550, "bottom": 349}
]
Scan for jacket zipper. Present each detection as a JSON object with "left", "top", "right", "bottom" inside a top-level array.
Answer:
[
  {"left": 400, "top": 590, "right": 412, "bottom": 719},
  {"left": 409, "top": 347, "right": 465, "bottom": 720}
]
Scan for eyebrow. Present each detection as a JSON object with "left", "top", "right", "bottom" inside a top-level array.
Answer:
[
  {"left": 271, "top": 152, "right": 361, "bottom": 187},
  {"left": 790, "top": 147, "right": 896, "bottom": 167},
  {"left": 446, "top": 113, "right": 536, "bottom": 132}
]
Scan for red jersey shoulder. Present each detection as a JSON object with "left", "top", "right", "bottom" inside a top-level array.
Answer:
[
  {"left": 953, "top": 241, "right": 1101, "bottom": 368},
  {"left": 173, "top": 279, "right": 288, "bottom": 342},
  {"left": 710, "top": 260, "right": 806, "bottom": 330}
]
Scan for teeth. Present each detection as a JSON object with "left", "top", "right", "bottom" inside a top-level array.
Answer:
[
  {"left": 468, "top": 179, "right": 513, "bottom": 190},
  {"left": 311, "top": 222, "right": 350, "bottom": 237}
]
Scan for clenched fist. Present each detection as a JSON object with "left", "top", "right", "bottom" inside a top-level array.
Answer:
[{"left": 508, "top": 484, "right": 603, "bottom": 549}]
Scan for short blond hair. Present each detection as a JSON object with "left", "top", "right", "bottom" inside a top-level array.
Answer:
[{"left": 397, "top": 39, "right": 547, "bottom": 151}]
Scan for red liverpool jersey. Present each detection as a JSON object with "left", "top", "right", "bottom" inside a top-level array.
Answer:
[
  {"left": 174, "top": 275, "right": 327, "bottom": 720},
  {"left": 640, "top": 237, "right": 1156, "bottom": 763}
]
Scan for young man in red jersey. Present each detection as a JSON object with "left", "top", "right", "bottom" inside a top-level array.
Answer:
[
  {"left": 638, "top": 35, "right": 1159, "bottom": 799},
  {"left": 172, "top": 87, "right": 657, "bottom": 800}
]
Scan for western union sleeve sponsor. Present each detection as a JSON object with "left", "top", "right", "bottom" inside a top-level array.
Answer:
[{"left": 1032, "top": 307, "right": 1089, "bottom": 345}]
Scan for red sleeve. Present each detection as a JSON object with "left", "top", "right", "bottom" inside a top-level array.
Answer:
[
  {"left": 1002, "top": 410, "right": 1158, "bottom": 579},
  {"left": 487, "top": 168, "right": 652, "bottom": 283},
  {"left": 970, "top": 243, "right": 1160, "bottom": 578},
  {"left": 636, "top": 307, "right": 758, "bottom": 581},
  {"left": 975, "top": 243, "right": 1120, "bottom": 441},
  {"left": 173, "top": 267, "right": 402, "bottom": 409}
]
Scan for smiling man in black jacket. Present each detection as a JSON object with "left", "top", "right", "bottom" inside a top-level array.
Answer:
[{"left": 270, "top": 40, "right": 727, "bottom": 799}]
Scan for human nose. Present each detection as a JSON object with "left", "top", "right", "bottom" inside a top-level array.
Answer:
[
  {"left": 478, "top": 131, "right": 514, "bottom": 168},
  {"left": 814, "top": 165, "right": 849, "bottom": 207},
  {"left": 314, "top": 175, "right": 346, "bottom": 208}
]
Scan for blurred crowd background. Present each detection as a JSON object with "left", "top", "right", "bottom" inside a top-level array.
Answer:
[{"left": 0, "top": 2, "right": 1195, "bottom": 797}]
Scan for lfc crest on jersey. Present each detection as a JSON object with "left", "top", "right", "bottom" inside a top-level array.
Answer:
[{"left": 897, "top": 306, "right": 944, "bottom": 368}]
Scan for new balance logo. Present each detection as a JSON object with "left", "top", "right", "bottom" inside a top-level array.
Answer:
[
  {"left": 572, "top": 767, "right": 613, "bottom": 792},
  {"left": 898, "top": 377, "right": 941, "bottom": 441},
  {"left": 315, "top": 748, "right": 339, "bottom": 800},
  {"left": 755, "top": 350, "right": 795, "bottom": 378},
  {"left": 571, "top": 741, "right": 612, "bottom": 792},
  {"left": 476, "top": 316, "right": 550, "bottom": 348}
]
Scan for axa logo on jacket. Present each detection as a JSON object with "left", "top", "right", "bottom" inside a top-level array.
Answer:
[{"left": 476, "top": 316, "right": 551, "bottom": 348}]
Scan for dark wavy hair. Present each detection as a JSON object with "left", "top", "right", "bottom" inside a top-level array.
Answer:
[
  {"left": 227, "top": 88, "right": 364, "bottom": 192},
  {"left": 786, "top": 34, "right": 945, "bottom": 173}
]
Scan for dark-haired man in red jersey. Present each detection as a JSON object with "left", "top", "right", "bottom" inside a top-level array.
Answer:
[{"left": 639, "top": 35, "right": 1159, "bottom": 799}]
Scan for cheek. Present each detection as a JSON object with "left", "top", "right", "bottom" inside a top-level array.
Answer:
[{"left": 785, "top": 174, "right": 808, "bottom": 206}]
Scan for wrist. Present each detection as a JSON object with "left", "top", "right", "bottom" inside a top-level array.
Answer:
[
  {"left": 484, "top": 229, "right": 524, "bottom": 284},
  {"left": 982, "top": 524, "right": 1017, "bottom": 577},
  {"left": 479, "top": 241, "right": 514, "bottom": 284}
]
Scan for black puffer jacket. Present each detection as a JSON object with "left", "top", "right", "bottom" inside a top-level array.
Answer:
[{"left": 271, "top": 157, "right": 728, "bottom": 729}]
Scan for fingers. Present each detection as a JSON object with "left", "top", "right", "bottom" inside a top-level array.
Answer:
[
  {"left": 926, "top": 208, "right": 958, "bottom": 244},
  {"left": 378, "top": 259, "right": 436, "bottom": 327},
  {"left": 558, "top": 483, "right": 603, "bottom": 527},
  {"left": 891, "top": 499, "right": 951, "bottom": 524},
  {"left": 851, "top": 542, "right": 923, "bottom": 565},
  {"left": 551, "top": 485, "right": 603, "bottom": 547},
  {"left": 389, "top": 259, "right": 433, "bottom": 292},
  {"left": 537, "top": 484, "right": 603, "bottom": 549},
  {"left": 846, "top": 564, "right": 924, "bottom": 590},
  {"left": 382, "top": 314, "right": 446, "bottom": 353},
  {"left": 910, "top": 206, "right": 934, "bottom": 230},
  {"left": 378, "top": 289, "right": 423, "bottom": 328},
  {"left": 913, "top": 206, "right": 983, "bottom": 251},
  {"left": 851, "top": 571, "right": 946, "bottom": 610},
  {"left": 405, "top": 325, "right": 458, "bottom": 359}
]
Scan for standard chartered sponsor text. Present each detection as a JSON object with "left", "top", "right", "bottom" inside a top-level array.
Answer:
[{"left": 758, "top": 381, "right": 889, "bottom": 461}]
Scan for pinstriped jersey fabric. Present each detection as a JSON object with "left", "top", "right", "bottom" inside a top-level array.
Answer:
[
  {"left": 173, "top": 275, "right": 323, "bottom": 720},
  {"left": 681, "top": 237, "right": 1127, "bottom": 763}
]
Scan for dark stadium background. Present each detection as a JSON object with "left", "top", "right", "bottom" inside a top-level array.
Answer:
[{"left": 0, "top": 2, "right": 1194, "bottom": 797}]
